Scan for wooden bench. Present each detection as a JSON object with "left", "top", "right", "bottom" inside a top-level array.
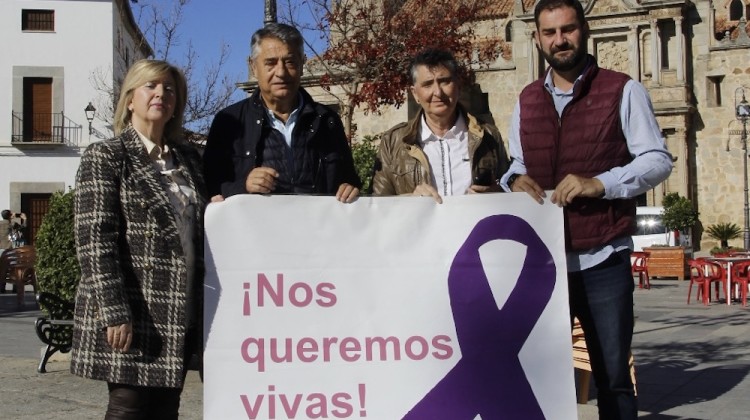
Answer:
[
  {"left": 572, "top": 318, "right": 637, "bottom": 404},
  {"left": 35, "top": 292, "right": 75, "bottom": 373},
  {"left": 0, "top": 246, "right": 38, "bottom": 306}
]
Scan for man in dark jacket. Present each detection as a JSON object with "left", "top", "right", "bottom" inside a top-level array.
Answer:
[
  {"left": 203, "top": 23, "right": 361, "bottom": 202},
  {"left": 501, "top": 1, "right": 672, "bottom": 419}
]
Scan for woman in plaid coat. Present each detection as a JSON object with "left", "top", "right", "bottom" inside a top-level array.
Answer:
[{"left": 70, "top": 59, "right": 207, "bottom": 419}]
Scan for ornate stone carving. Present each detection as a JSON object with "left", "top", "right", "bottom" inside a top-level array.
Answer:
[
  {"left": 589, "top": 0, "right": 631, "bottom": 15},
  {"left": 589, "top": 15, "right": 647, "bottom": 27},
  {"left": 648, "top": 8, "right": 682, "bottom": 19},
  {"left": 596, "top": 37, "right": 629, "bottom": 72}
]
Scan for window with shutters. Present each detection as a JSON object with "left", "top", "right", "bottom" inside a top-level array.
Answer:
[{"left": 22, "top": 9, "right": 55, "bottom": 32}]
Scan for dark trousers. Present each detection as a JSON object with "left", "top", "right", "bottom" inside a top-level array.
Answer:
[
  {"left": 569, "top": 250, "right": 637, "bottom": 420},
  {"left": 105, "top": 330, "right": 200, "bottom": 420},
  {"left": 105, "top": 383, "right": 182, "bottom": 420}
]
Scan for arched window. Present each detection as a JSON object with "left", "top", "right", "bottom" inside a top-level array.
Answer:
[
  {"left": 505, "top": 21, "right": 513, "bottom": 43},
  {"left": 729, "top": 0, "right": 744, "bottom": 20}
]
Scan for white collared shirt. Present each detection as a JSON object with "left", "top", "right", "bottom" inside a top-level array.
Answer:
[{"left": 419, "top": 113, "right": 471, "bottom": 196}]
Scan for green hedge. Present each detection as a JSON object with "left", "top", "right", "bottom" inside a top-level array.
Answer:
[
  {"left": 352, "top": 135, "right": 378, "bottom": 195},
  {"left": 34, "top": 189, "right": 80, "bottom": 304}
]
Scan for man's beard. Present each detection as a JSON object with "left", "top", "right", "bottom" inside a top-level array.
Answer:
[{"left": 541, "top": 43, "right": 587, "bottom": 72}]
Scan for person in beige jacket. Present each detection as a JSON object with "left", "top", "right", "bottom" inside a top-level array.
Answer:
[{"left": 372, "top": 49, "right": 509, "bottom": 202}]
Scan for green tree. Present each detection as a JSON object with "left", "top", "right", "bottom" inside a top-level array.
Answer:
[
  {"left": 281, "top": 0, "right": 506, "bottom": 138},
  {"left": 661, "top": 193, "right": 699, "bottom": 244},
  {"left": 34, "top": 189, "right": 80, "bottom": 303}
]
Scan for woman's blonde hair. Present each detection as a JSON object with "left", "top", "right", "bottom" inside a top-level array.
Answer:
[{"left": 113, "top": 59, "right": 188, "bottom": 141}]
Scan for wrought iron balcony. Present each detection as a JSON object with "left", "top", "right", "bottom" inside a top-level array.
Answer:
[{"left": 11, "top": 111, "right": 82, "bottom": 147}]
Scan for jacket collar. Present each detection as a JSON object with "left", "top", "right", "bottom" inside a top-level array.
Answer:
[
  {"left": 250, "top": 87, "right": 317, "bottom": 119},
  {"left": 403, "top": 104, "right": 486, "bottom": 149}
]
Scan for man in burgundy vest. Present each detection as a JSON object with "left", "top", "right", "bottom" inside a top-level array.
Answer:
[{"left": 501, "top": 1, "right": 672, "bottom": 418}]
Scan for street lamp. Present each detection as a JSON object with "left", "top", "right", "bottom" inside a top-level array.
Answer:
[
  {"left": 735, "top": 87, "right": 750, "bottom": 250},
  {"left": 84, "top": 102, "right": 96, "bottom": 135}
]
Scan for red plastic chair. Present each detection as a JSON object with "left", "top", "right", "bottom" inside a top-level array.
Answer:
[
  {"left": 631, "top": 251, "right": 650, "bottom": 289},
  {"left": 730, "top": 261, "right": 750, "bottom": 307},
  {"left": 687, "top": 259, "right": 725, "bottom": 305}
]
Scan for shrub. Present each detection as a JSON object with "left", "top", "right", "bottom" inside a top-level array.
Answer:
[
  {"left": 34, "top": 189, "right": 80, "bottom": 304},
  {"left": 351, "top": 135, "right": 379, "bottom": 195},
  {"left": 710, "top": 246, "right": 744, "bottom": 256},
  {"left": 705, "top": 222, "right": 742, "bottom": 248}
]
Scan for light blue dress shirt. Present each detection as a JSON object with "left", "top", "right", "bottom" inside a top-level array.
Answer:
[
  {"left": 266, "top": 93, "right": 303, "bottom": 147},
  {"left": 501, "top": 64, "right": 673, "bottom": 271}
]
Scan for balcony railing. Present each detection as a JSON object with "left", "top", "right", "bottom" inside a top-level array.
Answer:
[{"left": 11, "top": 111, "right": 82, "bottom": 147}]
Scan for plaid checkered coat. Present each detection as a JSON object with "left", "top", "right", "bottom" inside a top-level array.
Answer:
[{"left": 70, "top": 127, "right": 207, "bottom": 388}]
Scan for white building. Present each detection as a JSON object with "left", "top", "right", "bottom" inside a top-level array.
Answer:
[{"left": 0, "top": 0, "right": 150, "bottom": 244}]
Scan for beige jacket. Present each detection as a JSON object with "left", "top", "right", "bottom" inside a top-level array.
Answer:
[{"left": 372, "top": 107, "right": 509, "bottom": 196}]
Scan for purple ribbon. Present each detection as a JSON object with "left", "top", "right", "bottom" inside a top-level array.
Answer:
[{"left": 403, "top": 215, "right": 556, "bottom": 419}]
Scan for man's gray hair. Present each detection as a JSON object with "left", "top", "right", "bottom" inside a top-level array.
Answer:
[{"left": 250, "top": 23, "right": 305, "bottom": 62}]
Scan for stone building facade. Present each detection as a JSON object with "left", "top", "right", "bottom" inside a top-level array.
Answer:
[{"left": 249, "top": 0, "right": 750, "bottom": 250}]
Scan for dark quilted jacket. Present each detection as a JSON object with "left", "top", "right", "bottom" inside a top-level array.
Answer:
[{"left": 203, "top": 88, "right": 361, "bottom": 197}]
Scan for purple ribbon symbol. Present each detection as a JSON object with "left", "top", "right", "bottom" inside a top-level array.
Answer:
[{"left": 404, "top": 214, "right": 556, "bottom": 419}]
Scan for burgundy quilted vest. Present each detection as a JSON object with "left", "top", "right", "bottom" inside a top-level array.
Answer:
[{"left": 519, "top": 58, "right": 636, "bottom": 251}]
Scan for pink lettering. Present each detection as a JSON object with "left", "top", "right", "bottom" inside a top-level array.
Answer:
[
  {"left": 305, "top": 393, "right": 327, "bottom": 418},
  {"left": 280, "top": 393, "right": 302, "bottom": 417},
  {"left": 257, "top": 273, "right": 284, "bottom": 306},
  {"left": 316, "top": 283, "right": 337, "bottom": 307},
  {"left": 240, "top": 337, "right": 266, "bottom": 372},
  {"left": 240, "top": 394, "right": 264, "bottom": 419},
  {"left": 432, "top": 335, "right": 454, "bottom": 359},
  {"left": 322, "top": 336, "right": 338, "bottom": 361},
  {"left": 243, "top": 282, "right": 251, "bottom": 316},
  {"left": 253, "top": 273, "right": 338, "bottom": 310},
  {"left": 297, "top": 337, "right": 319, "bottom": 362},
  {"left": 331, "top": 392, "right": 354, "bottom": 418},
  {"left": 339, "top": 337, "right": 362, "bottom": 362},
  {"left": 405, "top": 336, "right": 429, "bottom": 360},
  {"left": 289, "top": 282, "right": 314, "bottom": 307},
  {"left": 364, "top": 336, "right": 401, "bottom": 361},
  {"left": 239, "top": 384, "right": 364, "bottom": 419},
  {"left": 270, "top": 338, "right": 293, "bottom": 364}
]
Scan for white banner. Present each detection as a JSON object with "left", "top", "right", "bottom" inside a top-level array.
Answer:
[{"left": 204, "top": 194, "right": 576, "bottom": 419}]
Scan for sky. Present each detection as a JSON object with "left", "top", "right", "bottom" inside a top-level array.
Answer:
[
  {"left": 177, "top": 0, "right": 266, "bottom": 102},
  {"left": 174, "top": 0, "right": 321, "bottom": 103}
]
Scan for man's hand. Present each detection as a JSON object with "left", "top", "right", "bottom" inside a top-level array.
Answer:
[
  {"left": 245, "top": 167, "right": 279, "bottom": 194},
  {"left": 107, "top": 323, "right": 133, "bottom": 352},
  {"left": 336, "top": 184, "right": 360, "bottom": 203},
  {"left": 510, "top": 174, "right": 546, "bottom": 204},
  {"left": 468, "top": 184, "right": 501, "bottom": 194},
  {"left": 412, "top": 184, "right": 442, "bottom": 204},
  {"left": 210, "top": 195, "right": 225, "bottom": 202},
  {"left": 551, "top": 174, "right": 605, "bottom": 207}
]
